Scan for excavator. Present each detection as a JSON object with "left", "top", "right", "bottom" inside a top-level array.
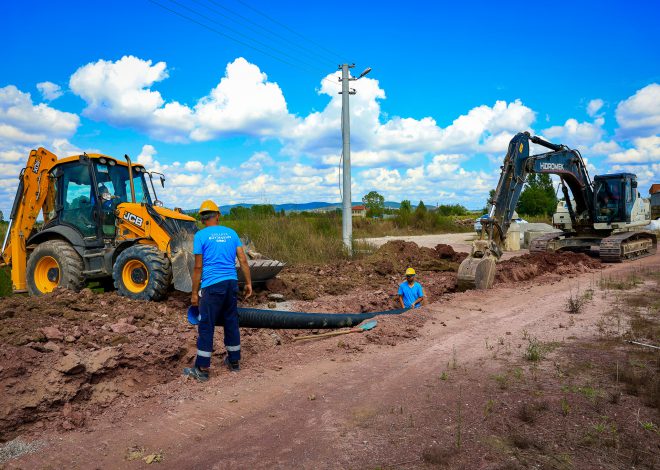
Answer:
[
  {"left": 0, "top": 148, "right": 284, "bottom": 300},
  {"left": 457, "top": 132, "right": 656, "bottom": 290}
]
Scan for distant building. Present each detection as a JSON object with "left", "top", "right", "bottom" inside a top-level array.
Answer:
[
  {"left": 651, "top": 184, "right": 660, "bottom": 220},
  {"left": 352, "top": 205, "right": 367, "bottom": 217}
]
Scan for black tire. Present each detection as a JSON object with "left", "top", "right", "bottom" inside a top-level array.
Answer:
[
  {"left": 113, "top": 245, "right": 172, "bottom": 301},
  {"left": 26, "top": 240, "right": 85, "bottom": 296}
]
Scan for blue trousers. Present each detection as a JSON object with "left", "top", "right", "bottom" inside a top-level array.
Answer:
[{"left": 195, "top": 279, "right": 241, "bottom": 368}]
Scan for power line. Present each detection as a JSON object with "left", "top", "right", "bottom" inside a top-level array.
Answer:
[
  {"left": 198, "top": 0, "right": 340, "bottom": 66},
  {"left": 149, "top": 0, "right": 339, "bottom": 87},
  {"left": 233, "top": 0, "right": 347, "bottom": 63},
  {"left": 163, "top": 0, "right": 330, "bottom": 75}
]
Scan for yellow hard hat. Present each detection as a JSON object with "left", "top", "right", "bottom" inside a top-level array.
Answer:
[
  {"left": 405, "top": 268, "right": 416, "bottom": 276},
  {"left": 199, "top": 199, "right": 220, "bottom": 213}
]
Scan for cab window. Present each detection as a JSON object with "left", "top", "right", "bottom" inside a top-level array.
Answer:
[{"left": 60, "top": 164, "right": 97, "bottom": 237}]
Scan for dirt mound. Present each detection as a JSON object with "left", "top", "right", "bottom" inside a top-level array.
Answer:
[
  {"left": 260, "top": 241, "right": 464, "bottom": 303},
  {"left": 0, "top": 288, "right": 299, "bottom": 441},
  {"left": 495, "top": 252, "right": 601, "bottom": 283},
  {"left": 434, "top": 244, "right": 468, "bottom": 263},
  {"left": 365, "top": 240, "right": 460, "bottom": 275}
]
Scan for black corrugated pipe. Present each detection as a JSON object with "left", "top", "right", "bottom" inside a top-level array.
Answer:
[{"left": 236, "top": 307, "right": 409, "bottom": 329}]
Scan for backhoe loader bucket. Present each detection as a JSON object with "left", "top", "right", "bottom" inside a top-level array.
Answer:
[
  {"left": 169, "top": 233, "right": 286, "bottom": 292},
  {"left": 170, "top": 232, "right": 195, "bottom": 293},
  {"left": 171, "top": 249, "right": 195, "bottom": 292},
  {"left": 456, "top": 256, "right": 496, "bottom": 291}
]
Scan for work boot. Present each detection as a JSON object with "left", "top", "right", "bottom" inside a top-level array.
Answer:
[
  {"left": 223, "top": 356, "right": 240, "bottom": 372},
  {"left": 183, "top": 366, "right": 209, "bottom": 382}
]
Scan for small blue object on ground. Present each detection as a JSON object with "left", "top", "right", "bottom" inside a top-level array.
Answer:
[{"left": 187, "top": 305, "right": 201, "bottom": 325}]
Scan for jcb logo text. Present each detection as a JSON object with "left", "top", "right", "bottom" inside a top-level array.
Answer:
[{"left": 123, "top": 212, "right": 144, "bottom": 227}]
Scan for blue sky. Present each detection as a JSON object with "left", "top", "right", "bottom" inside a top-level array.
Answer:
[{"left": 1, "top": 0, "right": 659, "bottom": 213}]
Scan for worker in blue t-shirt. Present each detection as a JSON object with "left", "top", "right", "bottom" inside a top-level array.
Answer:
[
  {"left": 398, "top": 268, "right": 424, "bottom": 309},
  {"left": 183, "top": 200, "right": 252, "bottom": 382}
]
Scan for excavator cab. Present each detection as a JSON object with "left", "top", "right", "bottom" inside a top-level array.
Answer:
[{"left": 593, "top": 173, "right": 637, "bottom": 224}]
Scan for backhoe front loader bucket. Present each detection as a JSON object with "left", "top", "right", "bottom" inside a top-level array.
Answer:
[
  {"left": 169, "top": 233, "right": 287, "bottom": 292},
  {"left": 171, "top": 249, "right": 195, "bottom": 292},
  {"left": 456, "top": 255, "right": 496, "bottom": 291},
  {"left": 170, "top": 232, "right": 195, "bottom": 293}
]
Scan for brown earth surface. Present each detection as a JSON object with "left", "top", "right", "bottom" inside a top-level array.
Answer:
[{"left": 1, "top": 244, "right": 657, "bottom": 469}]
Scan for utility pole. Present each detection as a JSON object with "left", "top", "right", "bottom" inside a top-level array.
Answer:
[
  {"left": 338, "top": 64, "right": 371, "bottom": 255},
  {"left": 339, "top": 63, "right": 355, "bottom": 255}
]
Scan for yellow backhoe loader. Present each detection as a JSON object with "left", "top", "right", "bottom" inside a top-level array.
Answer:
[{"left": 0, "top": 148, "right": 284, "bottom": 300}]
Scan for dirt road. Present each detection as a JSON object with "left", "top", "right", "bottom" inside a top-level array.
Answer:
[{"left": 8, "top": 253, "right": 658, "bottom": 469}]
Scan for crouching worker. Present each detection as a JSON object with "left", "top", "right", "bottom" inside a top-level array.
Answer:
[
  {"left": 184, "top": 200, "right": 252, "bottom": 382},
  {"left": 398, "top": 268, "right": 424, "bottom": 309}
]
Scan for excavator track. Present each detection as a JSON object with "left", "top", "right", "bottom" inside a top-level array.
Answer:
[
  {"left": 529, "top": 232, "right": 561, "bottom": 253},
  {"left": 599, "top": 231, "right": 657, "bottom": 263}
]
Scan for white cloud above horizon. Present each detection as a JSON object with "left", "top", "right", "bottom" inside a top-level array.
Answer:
[{"left": 0, "top": 55, "right": 658, "bottom": 215}]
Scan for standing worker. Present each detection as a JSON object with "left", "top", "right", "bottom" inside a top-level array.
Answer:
[
  {"left": 397, "top": 268, "right": 424, "bottom": 309},
  {"left": 184, "top": 200, "right": 252, "bottom": 382}
]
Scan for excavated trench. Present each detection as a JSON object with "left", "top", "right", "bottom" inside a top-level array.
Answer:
[{"left": 0, "top": 241, "right": 602, "bottom": 441}]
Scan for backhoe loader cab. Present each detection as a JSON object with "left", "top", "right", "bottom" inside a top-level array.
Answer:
[{"left": 1, "top": 148, "right": 199, "bottom": 300}]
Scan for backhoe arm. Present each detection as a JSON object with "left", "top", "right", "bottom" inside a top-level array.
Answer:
[{"left": 1, "top": 148, "right": 59, "bottom": 292}]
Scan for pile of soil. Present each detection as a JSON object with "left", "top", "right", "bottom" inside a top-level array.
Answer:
[
  {"left": 495, "top": 251, "right": 601, "bottom": 283},
  {"left": 364, "top": 241, "right": 464, "bottom": 275},
  {"left": 0, "top": 289, "right": 292, "bottom": 441},
  {"left": 257, "top": 241, "right": 464, "bottom": 303}
]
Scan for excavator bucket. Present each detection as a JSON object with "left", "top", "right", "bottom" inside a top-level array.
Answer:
[{"left": 456, "top": 256, "right": 496, "bottom": 291}]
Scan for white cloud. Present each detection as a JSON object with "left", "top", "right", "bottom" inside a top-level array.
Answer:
[
  {"left": 70, "top": 56, "right": 193, "bottom": 142},
  {"left": 69, "top": 56, "right": 293, "bottom": 143},
  {"left": 0, "top": 85, "right": 83, "bottom": 215},
  {"left": 586, "top": 98, "right": 604, "bottom": 117},
  {"left": 608, "top": 135, "right": 660, "bottom": 163},
  {"left": 543, "top": 117, "right": 605, "bottom": 147},
  {"left": 137, "top": 144, "right": 157, "bottom": 167},
  {"left": 610, "top": 163, "right": 659, "bottom": 191},
  {"left": 132, "top": 145, "right": 341, "bottom": 208},
  {"left": 0, "top": 85, "right": 79, "bottom": 146},
  {"left": 615, "top": 83, "right": 660, "bottom": 137},
  {"left": 285, "top": 72, "right": 536, "bottom": 168},
  {"left": 191, "top": 58, "right": 294, "bottom": 140},
  {"left": 5, "top": 56, "right": 656, "bottom": 213},
  {"left": 36, "top": 81, "right": 64, "bottom": 101}
]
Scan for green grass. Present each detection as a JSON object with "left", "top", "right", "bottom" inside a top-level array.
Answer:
[
  {"left": 0, "top": 266, "right": 10, "bottom": 297},
  {"left": 222, "top": 214, "right": 376, "bottom": 264},
  {"left": 0, "top": 210, "right": 476, "bottom": 295},
  {"left": 222, "top": 212, "right": 474, "bottom": 264}
]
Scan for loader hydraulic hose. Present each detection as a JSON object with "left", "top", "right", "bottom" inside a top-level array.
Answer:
[{"left": 236, "top": 307, "right": 409, "bottom": 329}]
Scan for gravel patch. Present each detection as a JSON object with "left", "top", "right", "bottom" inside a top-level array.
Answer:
[{"left": 0, "top": 438, "right": 45, "bottom": 464}]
